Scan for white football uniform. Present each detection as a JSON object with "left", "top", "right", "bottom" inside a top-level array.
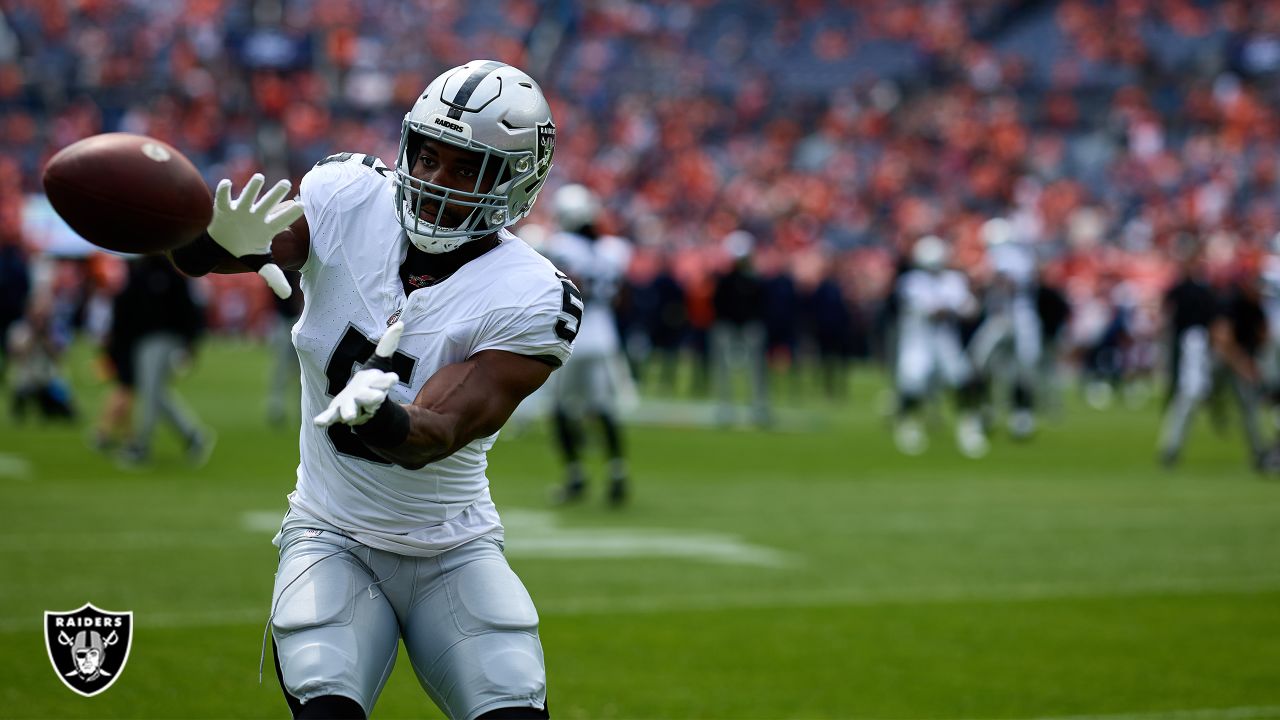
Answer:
[
  {"left": 896, "top": 268, "right": 975, "bottom": 395},
  {"left": 270, "top": 153, "right": 575, "bottom": 718},
  {"left": 970, "top": 240, "right": 1042, "bottom": 376},
  {"left": 285, "top": 153, "right": 575, "bottom": 556},
  {"left": 1260, "top": 254, "right": 1280, "bottom": 390},
  {"left": 542, "top": 230, "right": 631, "bottom": 413}
]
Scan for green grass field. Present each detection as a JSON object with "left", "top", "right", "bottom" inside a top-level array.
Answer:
[{"left": 2, "top": 339, "right": 1279, "bottom": 719}]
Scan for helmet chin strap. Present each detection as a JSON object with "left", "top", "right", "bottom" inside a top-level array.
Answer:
[
  {"left": 400, "top": 198, "right": 482, "bottom": 253},
  {"left": 407, "top": 227, "right": 471, "bottom": 254}
]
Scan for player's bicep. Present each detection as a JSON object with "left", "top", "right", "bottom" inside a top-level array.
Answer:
[
  {"left": 411, "top": 350, "right": 554, "bottom": 448},
  {"left": 271, "top": 214, "right": 311, "bottom": 272}
]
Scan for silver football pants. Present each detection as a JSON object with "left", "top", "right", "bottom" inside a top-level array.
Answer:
[{"left": 269, "top": 515, "right": 546, "bottom": 719}]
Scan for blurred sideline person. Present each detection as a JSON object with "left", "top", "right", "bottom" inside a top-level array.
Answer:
[
  {"left": 1034, "top": 277, "right": 1072, "bottom": 418},
  {"left": 266, "top": 271, "right": 303, "bottom": 426},
  {"left": 808, "top": 264, "right": 853, "bottom": 400},
  {"left": 1211, "top": 270, "right": 1273, "bottom": 470},
  {"left": 92, "top": 319, "right": 135, "bottom": 453},
  {"left": 113, "top": 255, "right": 210, "bottom": 465},
  {"left": 969, "top": 217, "right": 1042, "bottom": 440},
  {"left": 892, "top": 236, "right": 987, "bottom": 458},
  {"left": 542, "top": 183, "right": 632, "bottom": 506},
  {"left": 711, "top": 231, "right": 770, "bottom": 427},
  {"left": 1157, "top": 244, "right": 1217, "bottom": 466},
  {"left": 0, "top": 228, "right": 29, "bottom": 383},
  {"left": 168, "top": 60, "right": 567, "bottom": 720},
  {"left": 637, "top": 253, "right": 686, "bottom": 392},
  {"left": 1260, "top": 234, "right": 1280, "bottom": 418},
  {"left": 7, "top": 296, "right": 75, "bottom": 422}
]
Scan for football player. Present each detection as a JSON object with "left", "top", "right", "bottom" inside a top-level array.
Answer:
[
  {"left": 1157, "top": 240, "right": 1217, "bottom": 467},
  {"left": 710, "top": 231, "right": 770, "bottom": 427},
  {"left": 892, "top": 236, "right": 986, "bottom": 457},
  {"left": 168, "top": 61, "right": 571, "bottom": 720},
  {"left": 968, "top": 217, "right": 1042, "bottom": 439},
  {"left": 541, "top": 184, "right": 632, "bottom": 505}
]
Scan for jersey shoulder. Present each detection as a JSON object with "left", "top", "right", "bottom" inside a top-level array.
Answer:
[
  {"left": 494, "top": 232, "right": 572, "bottom": 296},
  {"left": 299, "top": 153, "right": 396, "bottom": 269},
  {"left": 300, "top": 152, "right": 393, "bottom": 218},
  {"left": 459, "top": 234, "right": 577, "bottom": 366}
]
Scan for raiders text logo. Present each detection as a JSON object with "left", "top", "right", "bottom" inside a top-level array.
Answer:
[{"left": 44, "top": 603, "right": 133, "bottom": 697}]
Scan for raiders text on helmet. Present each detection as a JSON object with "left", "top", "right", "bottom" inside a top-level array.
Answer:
[{"left": 395, "top": 60, "right": 556, "bottom": 253}]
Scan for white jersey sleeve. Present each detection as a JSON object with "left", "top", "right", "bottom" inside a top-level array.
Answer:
[
  {"left": 298, "top": 152, "right": 393, "bottom": 273},
  {"left": 472, "top": 268, "right": 577, "bottom": 367}
]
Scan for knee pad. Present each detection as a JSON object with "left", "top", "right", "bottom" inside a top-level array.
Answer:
[{"left": 451, "top": 558, "right": 539, "bottom": 635}]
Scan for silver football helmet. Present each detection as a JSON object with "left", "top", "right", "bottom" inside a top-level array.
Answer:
[
  {"left": 395, "top": 60, "right": 556, "bottom": 253},
  {"left": 981, "top": 217, "right": 1014, "bottom": 247},
  {"left": 552, "top": 183, "right": 600, "bottom": 232},
  {"left": 912, "top": 235, "right": 950, "bottom": 271}
]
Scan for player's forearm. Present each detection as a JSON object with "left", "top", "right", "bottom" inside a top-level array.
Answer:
[
  {"left": 355, "top": 403, "right": 460, "bottom": 470},
  {"left": 168, "top": 216, "right": 309, "bottom": 276},
  {"left": 168, "top": 231, "right": 247, "bottom": 276}
]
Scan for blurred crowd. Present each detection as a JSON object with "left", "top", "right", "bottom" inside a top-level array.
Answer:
[{"left": 4, "top": 0, "right": 1280, "bottom": 467}]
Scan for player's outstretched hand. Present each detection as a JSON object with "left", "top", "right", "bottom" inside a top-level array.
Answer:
[
  {"left": 314, "top": 322, "right": 405, "bottom": 428},
  {"left": 208, "top": 173, "right": 304, "bottom": 299}
]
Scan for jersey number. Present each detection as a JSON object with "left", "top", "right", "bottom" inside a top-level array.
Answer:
[
  {"left": 317, "top": 152, "right": 390, "bottom": 177},
  {"left": 324, "top": 325, "right": 417, "bottom": 464},
  {"left": 555, "top": 272, "right": 583, "bottom": 342}
]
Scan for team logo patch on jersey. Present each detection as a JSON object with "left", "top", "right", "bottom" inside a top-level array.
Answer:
[
  {"left": 387, "top": 309, "right": 402, "bottom": 327},
  {"left": 44, "top": 603, "right": 133, "bottom": 697},
  {"left": 536, "top": 120, "right": 556, "bottom": 174}
]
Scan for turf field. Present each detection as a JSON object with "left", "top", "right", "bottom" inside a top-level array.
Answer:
[{"left": 2, "top": 339, "right": 1279, "bottom": 719}]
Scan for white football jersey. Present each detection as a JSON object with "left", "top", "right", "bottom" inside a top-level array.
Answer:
[
  {"left": 543, "top": 230, "right": 630, "bottom": 357},
  {"left": 897, "top": 269, "right": 974, "bottom": 328},
  {"left": 287, "top": 153, "right": 576, "bottom": 556},
  {"left": 989, "top": 241, "right": 1037, "bottom": 286}
]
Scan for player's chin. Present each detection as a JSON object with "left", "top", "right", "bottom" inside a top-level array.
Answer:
[{"left": 416, "top": 205, "right": 464, "bottom": 229}]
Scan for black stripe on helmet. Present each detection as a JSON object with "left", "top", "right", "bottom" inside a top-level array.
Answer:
[{"left": 445, "top": 61, "right": 506, "bottom": 120}]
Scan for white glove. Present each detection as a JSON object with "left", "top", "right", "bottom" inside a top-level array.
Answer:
[
  {"left": 314, "top": 322, "right": 405, "bottom": 427},
  {"left": 208, "top": 173, "right": 305, "bottom": 299}
]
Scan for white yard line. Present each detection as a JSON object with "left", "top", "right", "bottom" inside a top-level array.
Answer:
[
  {"left": 0, "top": 453, "right": 32, "bottom": 481},
  {"left": 242, "top": 507, "right": 797, "bottom": 568}
]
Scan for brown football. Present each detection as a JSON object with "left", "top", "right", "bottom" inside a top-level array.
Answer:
[{"left": 42, "top": 133, "right": 212, "bottom": 254}]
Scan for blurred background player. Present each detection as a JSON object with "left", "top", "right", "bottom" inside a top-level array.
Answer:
[
  {"left": 542, "top": 183, "right": 633, "bottom": 505},
  {"left": 711, "top": 230, "right": 770, "bottom": 427},
  {"left": 1259, "top": 233, "right": 1280, "bottom": 426},
  {"left": 0, "top": 225, "right": 29, "bottom": 385},
  {"left": 892, "top": 235, "right": 986, "bottom": 458},
  {"left": 1034, "top": 271, "right": 1072, "bottom": 418},
  {"left": 92, "top": 304, "right": 135, "bottom": 453},
  {"left": 1210, "top": 265, "right": 1273, "bottom": 471},
  {"left": 6, "top": 294, "right": 75, "bottom": 422},
  {"left": 969, "top": 217, "right": 1042, "bottom": 440},
  {"left": 112, "top": 255, "right": 210, "bottom": 466},
  {"left": 1157, "top": 240, "right": 1218, "bottom": 467}
]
